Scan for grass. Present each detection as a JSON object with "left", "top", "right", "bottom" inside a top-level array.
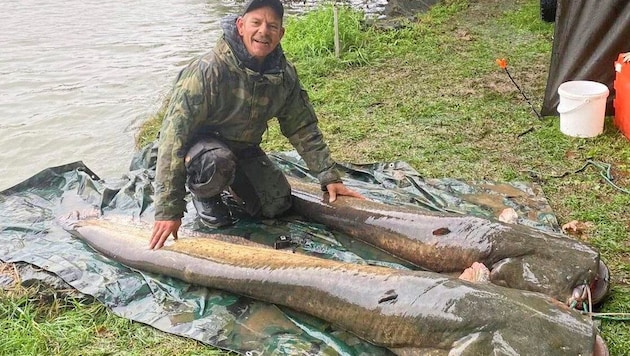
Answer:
[
  {"left": 0, "top": 277, "right": 225, "bottom": 355},
  {"left": 4, "top": 0, "right": 630, "bottom": 354}
]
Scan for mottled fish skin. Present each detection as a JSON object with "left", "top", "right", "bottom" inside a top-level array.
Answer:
[
  {"left": 287, "top": 177, "right": 603, "bottom": 304},
  {"left": 65, "top": 217, "right": 601, "bottom": 355}
]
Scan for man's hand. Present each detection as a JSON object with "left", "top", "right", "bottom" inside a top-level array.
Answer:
[
  {"left": 326, "top": 182, "right": 365, "bottom": 203},
  {"left": 624, "top": 52, "right": 630, "bottom": 63},
  {"left": 149, "top": 219, "right": 182, "bottom": 250}
]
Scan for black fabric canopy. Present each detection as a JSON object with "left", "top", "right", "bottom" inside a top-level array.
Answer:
[{"left": 541, "top": 0, "right": 630, "bottom": 116}]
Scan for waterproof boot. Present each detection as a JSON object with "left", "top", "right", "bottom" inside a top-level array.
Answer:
[{"left": 192, "top": 195, "right": 235, "bottom": 228}]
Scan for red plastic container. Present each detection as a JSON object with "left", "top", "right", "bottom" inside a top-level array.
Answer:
[{"left": 614, "top": 53, "right": 630, "bottom": 140}]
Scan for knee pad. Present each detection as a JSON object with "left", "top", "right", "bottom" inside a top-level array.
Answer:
[{"left": 185, "top": 139, "right": 236, "bottom": 198}]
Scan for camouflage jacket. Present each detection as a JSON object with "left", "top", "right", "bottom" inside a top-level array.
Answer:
[{"left": 154, "top": 16, "right": 341, "bottom": 220}]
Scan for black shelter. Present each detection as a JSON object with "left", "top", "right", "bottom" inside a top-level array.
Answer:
[{"left": 541, "top": 0, "right": 630, "bottom": 117}]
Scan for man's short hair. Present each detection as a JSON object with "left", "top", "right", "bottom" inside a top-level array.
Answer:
[{"left": 242, "top": 0, "right": 284, "bottom": 20}]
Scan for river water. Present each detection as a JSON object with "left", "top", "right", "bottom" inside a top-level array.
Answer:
[{"left": 0, "top": 0, "right": 386, "bottom": 190}]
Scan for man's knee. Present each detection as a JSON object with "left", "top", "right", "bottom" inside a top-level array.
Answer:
[{"left": 185, "top": 139, "right": 236, "bottom": 198}]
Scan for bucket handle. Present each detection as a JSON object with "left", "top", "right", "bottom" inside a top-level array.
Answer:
[{"left": 557, "top": 99, "right": 591, "bottom": 114}]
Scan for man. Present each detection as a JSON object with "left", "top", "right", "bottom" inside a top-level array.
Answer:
[{"left": 149, "top": 0, "right": 363, "bottom": 250}]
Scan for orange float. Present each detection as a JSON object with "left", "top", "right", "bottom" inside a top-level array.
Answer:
[{"left": 614, "top": 53, "right": 630, "bottom": 140}]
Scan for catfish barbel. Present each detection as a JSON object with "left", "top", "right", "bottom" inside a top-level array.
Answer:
[
  {"left": 62, "top": 216, "right": 607, "bottom": 356},
  {"left": 287, "top": 177, "right": 610, "bottom": 306}
]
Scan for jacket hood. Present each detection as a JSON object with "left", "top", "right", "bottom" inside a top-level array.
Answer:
[{"left": 220, "top": 14, "right": 284, "bottom": 74}]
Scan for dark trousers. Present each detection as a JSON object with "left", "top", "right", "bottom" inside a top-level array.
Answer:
[{"left": 184, "top": 138, "right": 292, "bottom": 218}]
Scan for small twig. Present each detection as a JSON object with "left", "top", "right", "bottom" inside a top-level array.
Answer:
[
  {"left": 503, "top": 68, "right": 543, "bottom": 120},
  {"left": 496, "top": 58, "right": 543, "bottom": 120},
  {"left": 517, "top": 126, "right": 535, "bottom": 138}
]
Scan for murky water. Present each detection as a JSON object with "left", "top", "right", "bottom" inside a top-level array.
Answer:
[{"left": 0, "top": 0, "right": 386, "bottom": 190}]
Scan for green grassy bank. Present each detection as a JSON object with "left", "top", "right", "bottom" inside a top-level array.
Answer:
[{"left": 3, "top": 0, "right": 629, "bottom": 354}]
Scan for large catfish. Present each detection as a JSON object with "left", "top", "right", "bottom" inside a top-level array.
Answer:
[
  {"left": 62, "top": 216, "right": 608, "bottom": 356},
  {"left": 287, "top": 177, "right": 609, "bottom": 306}
]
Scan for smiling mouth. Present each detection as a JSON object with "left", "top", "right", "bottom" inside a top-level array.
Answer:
[{"left": 253, "top": 38, "right": 270, "bottom": 46}]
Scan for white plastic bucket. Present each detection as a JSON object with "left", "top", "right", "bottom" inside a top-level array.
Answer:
[{"left": 557, "top": 80, "right": 609, "bottom": 138}]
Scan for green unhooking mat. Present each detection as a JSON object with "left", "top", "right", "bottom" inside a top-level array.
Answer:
[{"left": 0, "top": 150, "right": 580, "bottom": 355}]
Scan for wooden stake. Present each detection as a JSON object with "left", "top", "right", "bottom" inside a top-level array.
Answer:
[{"left": 333, "top": 5, "right": 340, "bottom": 58}]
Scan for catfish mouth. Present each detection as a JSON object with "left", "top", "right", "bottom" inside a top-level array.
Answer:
[
  {"left": 569, "top": 260, "right": 610, "bottom": 309},
  {"left": 57, "top": 209, "right": 101, "bottom": 230}
]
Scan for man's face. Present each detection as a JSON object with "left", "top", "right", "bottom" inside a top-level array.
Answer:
[{"left": 236, "top": 7, "right": 284, "bottom": 63}]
